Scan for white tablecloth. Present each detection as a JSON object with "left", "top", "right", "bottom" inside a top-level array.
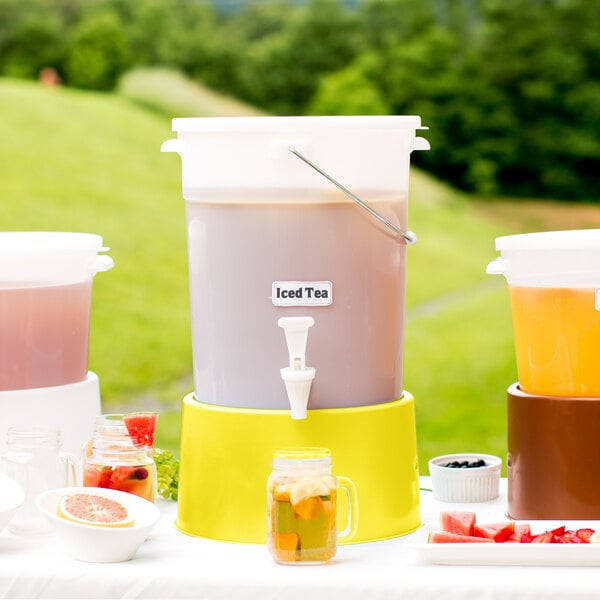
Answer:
[{"left": 2, "top": 478, "right": 600, "bottom": 599}]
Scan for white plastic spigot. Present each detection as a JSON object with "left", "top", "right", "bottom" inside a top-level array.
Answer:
[{"left": 278, "top": 317, "right": 316, "bottom": 420}]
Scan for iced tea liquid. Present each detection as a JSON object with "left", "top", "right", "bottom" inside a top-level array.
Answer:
[{"left": 186, "top": 189, "right": 408, "bottom": 409}]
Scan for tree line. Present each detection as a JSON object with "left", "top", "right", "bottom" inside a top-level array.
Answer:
[{"left": 1, "top": 0, "right": 598, "bottom": 201}]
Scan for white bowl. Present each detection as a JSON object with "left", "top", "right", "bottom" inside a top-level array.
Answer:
[
  {"left": 428, "top": 453, "right": 502, "bottom": 502},
  {"left": 0, "top": 473, "right": 26, "bottom": 532},
  {"left": 35, "top": 487, "right": 160, "bottom": 562}
]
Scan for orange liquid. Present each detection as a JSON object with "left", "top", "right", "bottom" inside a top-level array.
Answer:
[{"left": 510, "top": 286, "right": 600, "bottom": 396}]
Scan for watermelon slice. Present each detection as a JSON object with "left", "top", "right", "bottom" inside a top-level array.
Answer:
[
  {"left": 506, "top": 522, "right": 531, "bottom": 542},
  {"left": 473, "top": 521, "right": 515, "bottom": 542},
  {"left": 123, "top": 412, "right": 158, "bottom": 448},
  {"left": 440, "top": 511, "right": 476, "bottom": 536}
]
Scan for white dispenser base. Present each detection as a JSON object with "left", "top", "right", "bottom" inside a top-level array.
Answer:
[{"left": 0, "top": 372, "right": 102, "bottom": 457}]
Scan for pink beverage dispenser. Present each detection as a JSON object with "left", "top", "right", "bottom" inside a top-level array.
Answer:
[
  {"left": 162, "top": 116, "right": 429, "bottom": 542},
  {"left": 0, "top": 232, "right": 113, "bottom": 456}
]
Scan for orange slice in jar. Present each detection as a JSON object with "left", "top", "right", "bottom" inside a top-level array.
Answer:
[
  {"left": 275, "top": 532, "right": 300, "bottom": 551},
  {"left": 290, "top": 476, "right": 332, "bottom": 520},
  {"left": 293, "top": 496, "right": 323, "bottom": 520}
]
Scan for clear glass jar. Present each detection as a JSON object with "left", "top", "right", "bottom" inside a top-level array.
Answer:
[
  {"left": 267, "top": 447, "right": 357, "bottom": 564},
  {"left": 83, "top": 414, "right": 156, "bottom": 502},
  {"left": 1, "top": 428, "right": 76, "bottom": 534}
]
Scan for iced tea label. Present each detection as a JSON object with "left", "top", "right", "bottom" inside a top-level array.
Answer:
[{"left": 272, "top": 281, "right": 332, "bottom": 306}]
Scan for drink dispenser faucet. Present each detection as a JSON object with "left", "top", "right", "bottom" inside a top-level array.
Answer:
[{"left": 278, "top": 317, "right": 316, "bottom": 420}]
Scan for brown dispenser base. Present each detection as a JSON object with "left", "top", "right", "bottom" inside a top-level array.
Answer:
[{"left": 507, "top": 383, "right": 600, "bottom": 520}]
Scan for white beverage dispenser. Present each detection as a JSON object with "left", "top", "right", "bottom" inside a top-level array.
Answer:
[{"left": 162, "top": 116, "right": 429, "bottom": 542}]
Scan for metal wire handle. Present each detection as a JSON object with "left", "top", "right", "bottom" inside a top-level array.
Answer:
[{"left": 289, "top": 147, "right": 417, "bottom": 245}]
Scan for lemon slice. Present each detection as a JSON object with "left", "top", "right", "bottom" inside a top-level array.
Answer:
[
  {"left": 273, "top": 483, "right": 293, "bottom": 502},
  {"left": 58, "top": 493, "right": 134, "bottom": 528},
  {"left": 289, "top": 476, "right": 331, "bottom": 508}
]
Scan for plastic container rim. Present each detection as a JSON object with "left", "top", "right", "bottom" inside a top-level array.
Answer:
[
  {"left": 171, "top": 115, "right": 427, "bottom": 133},
  {"left": 495, "top": 229, "right": 600, "bottom": 252},
  {"left": 0, "top": 232, "right": 107, "bottom": 255}
]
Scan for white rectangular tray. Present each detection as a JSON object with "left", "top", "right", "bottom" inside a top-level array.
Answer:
[{"left": 406, "top": 521, "right": 600, "bottom": 566}]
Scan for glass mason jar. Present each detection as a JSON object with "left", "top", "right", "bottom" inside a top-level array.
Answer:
[
  {"left": 267, "top": 447, "right": 358, "bottom": 564},
  {"left": 83, "top": 414, "right": 156, "bottom": 502},
  {"left": 0, "top": 428, "right": 76, "bottom": 535}
]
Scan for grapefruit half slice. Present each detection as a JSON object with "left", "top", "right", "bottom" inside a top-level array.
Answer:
[{"left": 58, "top": 493, "right": 135, "bottom": 528}]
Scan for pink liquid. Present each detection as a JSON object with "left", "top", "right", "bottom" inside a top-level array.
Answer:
[
  {"left": 0, "top": 280, "right": 92, "bottom": 390},
  {"left": 186, "top": 189, "right": 408, "bottom": 409}
]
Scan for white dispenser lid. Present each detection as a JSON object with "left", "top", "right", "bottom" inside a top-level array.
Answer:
[
  {"left": 487, "top": 229, "right": 600, "bottom": 287},
  {"left": 495, "top": 229, "right": 600, "bottom": 251},
  {"left": 162, "top": 115, "right": 430, "bottom": 196},
  {"left": 0, "top": 232, "right": 114, "bottom": 284}
]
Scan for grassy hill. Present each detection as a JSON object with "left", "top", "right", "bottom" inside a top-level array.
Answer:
[{"left": 2, "top": 73, "right": 600, "bottom": 469}]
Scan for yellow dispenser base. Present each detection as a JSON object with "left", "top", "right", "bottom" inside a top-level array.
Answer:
[{"left": 176, "top": 393, "right": 421, "bottom": 543}]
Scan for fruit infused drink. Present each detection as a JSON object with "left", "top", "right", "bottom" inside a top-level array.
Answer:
[
  {"left": 84, "top": 462, "right": 155, "bottom": 502},
  {"left": 267, "top": 448, "right": 356, "bottom": 564},
  {"left": 509, "top": 286, "right": 600, "bottom": 396},
  {"left": 84, "top": 415, "right": 156, "bottom": 503},
  {"left": 269, "top": 473, "right": 337, "bottom": 563}
]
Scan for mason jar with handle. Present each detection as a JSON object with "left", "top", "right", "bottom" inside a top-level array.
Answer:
[{"left": 267, "top": 447, "right": 358, "bottom": 564}]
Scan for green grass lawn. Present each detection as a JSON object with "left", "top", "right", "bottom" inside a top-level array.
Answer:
[{"left": 2, "top": 71, "right": 599, "bottom": 472}]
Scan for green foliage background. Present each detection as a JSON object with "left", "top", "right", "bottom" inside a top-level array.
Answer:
[
  {"left": 0, "top": 0, "right": 599, "bottom": 466},
  {"left": 0, "top": 0, "right": 598, "bottom": 201}
]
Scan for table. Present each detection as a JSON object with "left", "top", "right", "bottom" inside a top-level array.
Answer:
[{"left": 2, "top": 478, "right": 600, "bottom": 599}]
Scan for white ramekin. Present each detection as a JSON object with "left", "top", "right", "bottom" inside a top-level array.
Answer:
[{"left": 428, "top": 453, "right": 502, "bottom": 502}]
